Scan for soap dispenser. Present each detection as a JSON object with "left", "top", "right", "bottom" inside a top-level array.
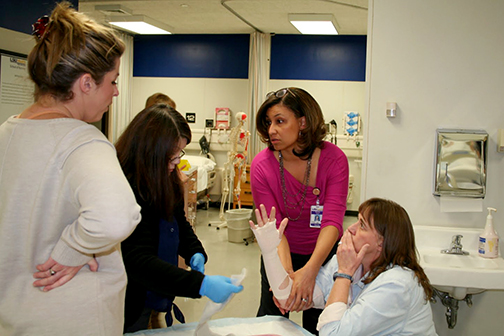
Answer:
[{"left": 478, "top": 207, "right": 499, "bottom": 258}]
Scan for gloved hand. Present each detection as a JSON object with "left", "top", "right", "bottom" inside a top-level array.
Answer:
[
  {"left": 199, "top": 275, "right": 243, "bottom": 303},
  {"left": 190, "top": 253, "right": 205, "bottom": 274}
]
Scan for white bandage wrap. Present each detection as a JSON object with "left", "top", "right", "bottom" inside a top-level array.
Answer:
[{"left": 252, "top": 220, "right": 293, "bottom": 301}]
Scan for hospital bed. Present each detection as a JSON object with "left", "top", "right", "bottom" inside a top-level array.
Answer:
[{"left": 184, "top": 154, "right": 217, "bottom": 208}]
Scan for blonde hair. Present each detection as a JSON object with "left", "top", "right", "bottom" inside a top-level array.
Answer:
[
  {"left": 145, "top": 93, "right": 177, "bottom": 109},
  {"left": 28, "top": 1, "right": 125, "bottom": 101}
]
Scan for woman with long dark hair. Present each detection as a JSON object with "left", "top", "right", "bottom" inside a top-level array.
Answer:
[{"left": 117, "top": 104, "right": 242, "bottom": 332}]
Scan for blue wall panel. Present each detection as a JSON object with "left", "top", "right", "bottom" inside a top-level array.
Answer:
[
  {"left": 0, "top": 0, "right": 79, "bottom": 35},
  {"left": 270, "top": 35, "right": 366, "bottom": 81},
  {"left": 133, "top": 34, "right": 250, "bottom": 79}
]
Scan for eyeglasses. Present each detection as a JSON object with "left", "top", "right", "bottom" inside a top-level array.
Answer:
[
  {"left": 266, "top": 88, "right": 295, "bottom": 99},
  {"left": 169, "top": 149, "right": 185, "bottom": 164}
]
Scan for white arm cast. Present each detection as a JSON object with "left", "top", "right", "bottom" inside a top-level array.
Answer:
[{"left": 252, "top": 220, "right": 325, "bottom": 309}]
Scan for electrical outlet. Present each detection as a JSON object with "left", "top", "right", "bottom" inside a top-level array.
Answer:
[
  {"left": 186, "top": 112, "right": 196, "bottom": 123},
  {"left": 205, "top": 119, "right": 214, "bottom": 128}
]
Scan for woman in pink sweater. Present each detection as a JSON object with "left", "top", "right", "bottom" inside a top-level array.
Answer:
[{"left": 251, "top": 87, "right": 349, "bottom": 334}]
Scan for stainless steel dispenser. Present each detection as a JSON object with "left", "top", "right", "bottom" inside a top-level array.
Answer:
[{"left": 433, "top": 129, "right": 488, "bottom": 198}]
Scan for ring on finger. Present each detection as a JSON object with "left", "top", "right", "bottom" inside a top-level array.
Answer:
[
  {"left": 49, "top": 269, "right": 56, "bottom": 276},
  {"left": 301, "top": 298, "right": 308, "bottom": 303}
]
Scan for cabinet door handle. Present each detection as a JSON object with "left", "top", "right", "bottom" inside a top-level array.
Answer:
[{"left": 244, "top": 191, "right": 252, "bottom": 195}]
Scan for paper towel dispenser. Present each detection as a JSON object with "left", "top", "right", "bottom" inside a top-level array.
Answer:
[{"left": 433, "top": 129, "right": 488, "bottom": 198}]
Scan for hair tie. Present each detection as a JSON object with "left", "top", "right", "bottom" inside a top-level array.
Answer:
[{"left": 32, "top": 15, "right": 50, "bottom": 40}]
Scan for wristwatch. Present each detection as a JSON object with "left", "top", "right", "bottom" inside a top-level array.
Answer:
[{"left": 333, "top": 272, "right": 353, "bottom": 282}]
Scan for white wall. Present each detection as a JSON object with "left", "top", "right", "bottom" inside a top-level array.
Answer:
[
  {"left": 0, "top": 28, "right": 34, "bottom": 55},
  {"left": 132, "top": 77, "right": 250, "bottom": 175},
  {"left": 365, "top": 0, "right": 504, "bottom": 334},
  {"left": 132, "top": 77, "right": 366, "bottom": 208},
  {"left": 131, "top": 78, "right": 366, "bottom": 139}
]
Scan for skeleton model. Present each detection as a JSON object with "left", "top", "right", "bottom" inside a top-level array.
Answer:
[{"left": 215, "top": 112, "right": 250, "bottom": 225}]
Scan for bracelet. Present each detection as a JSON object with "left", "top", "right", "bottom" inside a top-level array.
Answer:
[{"left": 333, "top": 272, "right": 353, "bottom": 282}]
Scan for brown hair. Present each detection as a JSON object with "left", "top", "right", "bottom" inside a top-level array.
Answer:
[
  {"left": 256, "top": 87, "right": 327, "bottom": 158},
  {"left": 28, "top": 1, "right": 125, "bottom": 101},
  {"left": 145, "top": 93, "right": 176, "bottom": 109},
  {"left": 360, "top": 198, "right": 433, "bottom": 300},
  {"left": 115, "top": 104, "right": 191, "bottom": 219}
]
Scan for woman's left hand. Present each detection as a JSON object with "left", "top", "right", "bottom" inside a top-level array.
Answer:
[
  {"left": 286, "top": 265, "right": 317, "bottom": 312},
  {"left": 33, "top": 257, "right": 98, "bottom": 292}
]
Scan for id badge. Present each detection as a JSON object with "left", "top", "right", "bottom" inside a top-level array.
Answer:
[{"left": 310, "top": 205, "right": 323, "bottom": 228}]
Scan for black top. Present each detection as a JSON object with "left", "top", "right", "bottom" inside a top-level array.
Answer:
[{"left": 122, "top": 199, "right": 207, "bottom": 328}]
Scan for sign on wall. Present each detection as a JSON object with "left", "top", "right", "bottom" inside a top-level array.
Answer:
[{"left": 0, "top": 53, "right": 33, "bottom": 123}]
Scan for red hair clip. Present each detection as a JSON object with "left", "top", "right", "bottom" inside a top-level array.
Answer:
[{"left": 32, "top": 15, "right": 50, "bottom": 39}]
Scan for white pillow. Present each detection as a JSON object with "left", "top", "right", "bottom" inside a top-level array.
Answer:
[{"left": 184, "top": 155, "right": 216, "bottom": 171}]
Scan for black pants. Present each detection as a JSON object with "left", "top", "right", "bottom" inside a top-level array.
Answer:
[{"left": 256, "top": 242, "right": 338, "bottom": 335}]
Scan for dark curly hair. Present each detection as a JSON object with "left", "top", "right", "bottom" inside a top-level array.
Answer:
[{"left": 256, "top": 87, "right": 327, "bottom": 158}]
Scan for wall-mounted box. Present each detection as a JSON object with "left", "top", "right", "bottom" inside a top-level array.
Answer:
[{"left": 433, "top": 129, "right": 488, "bottom": 198}]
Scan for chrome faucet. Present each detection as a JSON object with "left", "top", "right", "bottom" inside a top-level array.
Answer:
[{"left": 441, "top": 234, "right": 470, "bottom": 255}]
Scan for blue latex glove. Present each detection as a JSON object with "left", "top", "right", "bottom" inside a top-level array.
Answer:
[
  {"left": 199, "top": 275, "right": 243, "bottom": 303},
  {"left": 190, "top": 253, "right": 205, "bottom": 274}
]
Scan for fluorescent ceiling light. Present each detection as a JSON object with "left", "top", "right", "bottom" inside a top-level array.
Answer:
[
  {"left": 108, "top": 15, "right": 172, "bottom": 35},
  {"left": 289, "top": 14, "right": 339, "bottom": 35}
]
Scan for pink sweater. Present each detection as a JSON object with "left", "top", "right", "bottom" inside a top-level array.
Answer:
[{"left": 251, "top": 142, "right": 349, "bottom": 255}]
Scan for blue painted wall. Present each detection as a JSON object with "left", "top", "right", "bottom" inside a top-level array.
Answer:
[
  {"left": 133, "top": 34, "right": 366, "bottom": 81},
  {"left": 270, "top": 35, "right": 366, "bottom": 81},
  {"left": 133, "top": 34, "right": 250, "bottom": 79},
  {"left": 0, "top": 0, "right": 79, "bottom": 35}
]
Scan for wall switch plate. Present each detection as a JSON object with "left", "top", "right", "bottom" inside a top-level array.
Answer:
[
  {"left": 205, "top": 119, "right": 214, "bottom": 128},
  {"left": 186, "top": 112, "right": 196, "bottom": 123},
  {"left": 498, "top": 129, "right": 504, "bottom": 152}
]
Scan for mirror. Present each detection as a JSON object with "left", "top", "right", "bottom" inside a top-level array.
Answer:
[{"left": 434, "top": 129, "right": 488, "bottom": 198}]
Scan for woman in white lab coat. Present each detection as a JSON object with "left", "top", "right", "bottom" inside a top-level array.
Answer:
[{"left": 251, "top": 198, "right": 437, "bottom": 336}]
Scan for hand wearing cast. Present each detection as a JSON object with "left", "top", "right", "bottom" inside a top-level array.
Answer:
[
  {"left": 249, "top": 204, "right": 288, "bottom": 254},
  {"left": 249, "top": 202, "right": 314, "bottom": 313},
  {"left": 199, "top": 275, "right": 243, "bottom": 303},
  {"left": 250, "top": 205, "right": 294, "bottom": 311},
  {"left": 190, "top": 253, "right": 206, "bottom": 274},
  {"left": 33, "top": 257, "right": 98, "bottom": 292}
]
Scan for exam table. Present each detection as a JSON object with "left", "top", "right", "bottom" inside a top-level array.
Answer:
[{"left": 124, "top": 316, "right": 314, "bottom": 336}]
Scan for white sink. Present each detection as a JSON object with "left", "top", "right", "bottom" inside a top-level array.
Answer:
[{"left": 414, "top": 225, "right": 504, "bottom": 299}]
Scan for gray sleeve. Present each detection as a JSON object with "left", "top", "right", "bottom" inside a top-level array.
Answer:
[{"left": 51, "top": 138, "right": 141, "bottom": 266}]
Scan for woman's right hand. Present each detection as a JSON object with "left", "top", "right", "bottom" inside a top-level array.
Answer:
[
  {"left": 33, "top": 257, "right": 98, "bottom": 292},
  {"left": 249, "top": 204, "right": 288, "bottom": 255}
]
